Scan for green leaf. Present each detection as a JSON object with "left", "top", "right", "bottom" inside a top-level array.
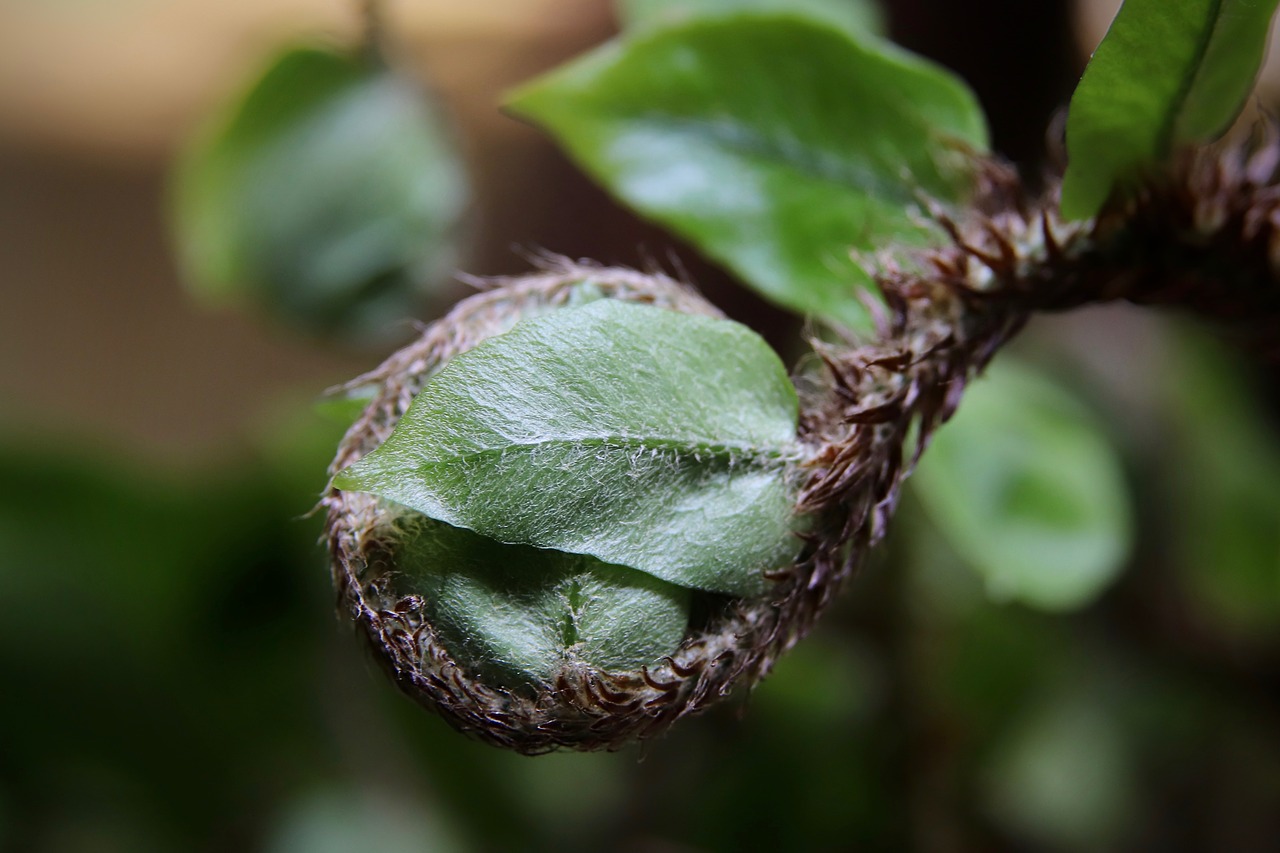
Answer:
[
  {"left": 268, "top": 787, "right": 470, "bottom": 853},
  {"left": 1061, "top": 0, "right": 1280, "bottom": 220},
  {"left": 618, "top": 0, "right": 885, "bottom": 36},
  {"left": 981, "top": 685, "right": 1134, "bottom": 849},
  {"left": 313, "top": 387, "right": 377, "bottom": 428},
  {"left": 335, "top": 299, "right": 803, "bottom": 597},
  {"left": 172, "top": 45, "right": 469, "bottom": 342},
  {"left": 395, "top": 518, "right": 691, "bottom": 687},
  {"left": 507, "top": 17, "right": 987, "bottom": 333},
  {"left": 912, "top": 362, "right": 1133, "bottom": 611},
  {"left": 1164, "top": 330, "right": 1280, "bottom": 636}
]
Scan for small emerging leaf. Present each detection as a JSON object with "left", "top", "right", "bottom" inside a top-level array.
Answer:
[
  {"left": 172, "top": 45, "right": 469, "bottom": 342},
  {"left": 912, "top": 362, "right": 1133, "bottom": 611},
  {"left": 508, "top": 16, "right": 987, "bottom": 332},
  {"left": 395, "top": 518, "right": 691, "bottom": 687},
  {"left": 1061, "top": 0, "right": 1280, "bottom": 220},
  {"left": 336, "top": 299, "right": 803, "bottom": 596}
]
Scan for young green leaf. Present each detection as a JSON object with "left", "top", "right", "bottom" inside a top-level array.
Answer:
[
  {"left": 1061, "top": 0, "right": 1280, "bottom": 220},
  {"left": 172, "top": 45, "right": 469, "bottom": 342},
  {"left": 911, "top": 362, "right": 1133, "bottom": 611},
  {"left": 618, "top": 0, "right": 885, "bottom": 36},
  {"left": 335, "top": 299, "right": 803, "bottom": 597},
  {"left": 507, "top": 17, "right": 987, "bottom": 333},
  {"left": 395, "top": 518, "right": 691, "bottom": 687}
]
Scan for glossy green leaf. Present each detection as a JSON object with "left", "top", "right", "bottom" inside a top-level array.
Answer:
[
  {"left": 395, "top": 518, "right": 691, "bottom": 687},
  {"left": 508, "top": 17, "right": 987, "bottom": 333},
  {"left": 619, "top": 0, "right": 885, "bottom": 36},
  {"left": 336, "top": 299, "right": 803, "bottom": 596},
  {"left": 1061, "top": 0, "right": 1280, "bottom": 220},
  {"left": 172, "top": 45, "right": 468, "bottom": 342},
  {"left": 912, "top": 362, "right": 1133, "bottom": 611}
]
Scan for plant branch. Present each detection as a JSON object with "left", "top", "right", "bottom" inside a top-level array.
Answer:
[{"left": 323, "top": 128, "right": 1280, "bottom": 753}]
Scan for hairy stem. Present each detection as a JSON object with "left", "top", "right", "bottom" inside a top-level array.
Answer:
[{"left": 800, "top": 128, "right": 1280, "bottom": 615}]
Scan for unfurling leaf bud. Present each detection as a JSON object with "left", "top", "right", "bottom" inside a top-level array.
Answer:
[
  {"left": 322, "top": 230, "right": 1039, "bottom": 753},
  {"left": 325, "top": 262, "right": 828, "bottom": 752}
]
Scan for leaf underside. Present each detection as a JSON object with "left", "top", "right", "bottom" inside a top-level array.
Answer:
[{"left": 395, "top": 517, "right": 692, "bottom": 687}]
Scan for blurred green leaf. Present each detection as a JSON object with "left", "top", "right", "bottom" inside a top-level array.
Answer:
[
  {"left": 1165, "top": 331, "right": 1280, "bottom": 636},
  {"left": 1061, "top": 0, "right": 1280, "bottom": 220},
  {"left": 508, "top": 16, "right": 987, "bottom": 332},
  {"left": 618, "top": 0, "right": 885, "bottom": 35},
  {"left": 337, "top": 300, "right": 802, "bottom": 596},
  {"left": 0, "top": 443, "right": 257, "bottom": 658},
  {"left": 313, "top": 387, "right": 377, "bottom": 429},
  {"left": 172, "top": 45, "right": 468, "bottom": 342},
  {"left": 396, "top": 518, "right": 691, "bottom": 686},
  {"left": 912, "top": 362, "right": 1133, "bottom": 610},
  {"left": 267, "top": 788, "right": 469, "bottom": 853},
  {"left": 981, "top": 686, "right": 1134, "bottom": 850},
  {"left": 0, "top": 435, "right": 334, "bottom": 846},
  {"left": 754, "top": 635, "right": 875, "bottom": 730},
  {"left": 714, "top": 636, "right": 888, "bottom": 849},
  {"left": 492, "top": 750, "right": 630, "bottom": 844}
]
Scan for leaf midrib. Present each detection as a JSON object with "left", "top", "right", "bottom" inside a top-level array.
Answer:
[
  {"left": 418, "top": 433, "right": 794, "bottom": 468},
  {"left": 1158, "top": 0, "right": 1225, "bottom": 154}
]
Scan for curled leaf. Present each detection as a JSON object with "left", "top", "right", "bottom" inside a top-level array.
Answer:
[
  {"left": 336, "top": 299, "right": 803, "bottom": 596},
  {"left": 395, "top": 518, "right": 692, "bottom": 687}
]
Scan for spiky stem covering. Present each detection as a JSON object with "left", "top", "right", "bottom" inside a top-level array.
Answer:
[{"left": 325, "top": 131, "right": 1280, "bottom": 754}]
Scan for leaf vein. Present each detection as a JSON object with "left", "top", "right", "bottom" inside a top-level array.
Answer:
[
  {"left": 426, "top": 434, "right": 795, "bottom": 469},
  {"left": 1161, "top": 0, "right": 1224, "bottom": 154}
]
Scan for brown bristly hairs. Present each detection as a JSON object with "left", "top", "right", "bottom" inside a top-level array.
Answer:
[{"left": 324, "top": 126, "right": 1280, "bottom": 754}]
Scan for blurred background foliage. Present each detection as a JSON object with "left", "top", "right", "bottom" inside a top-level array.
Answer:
[{"left": 2, "top": 0, "right": 1279, "bottom": 851}]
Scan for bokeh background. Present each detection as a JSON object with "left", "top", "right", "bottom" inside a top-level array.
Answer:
[{"left": 2, "top": 1, "right": 1279, "bottom": 850}]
